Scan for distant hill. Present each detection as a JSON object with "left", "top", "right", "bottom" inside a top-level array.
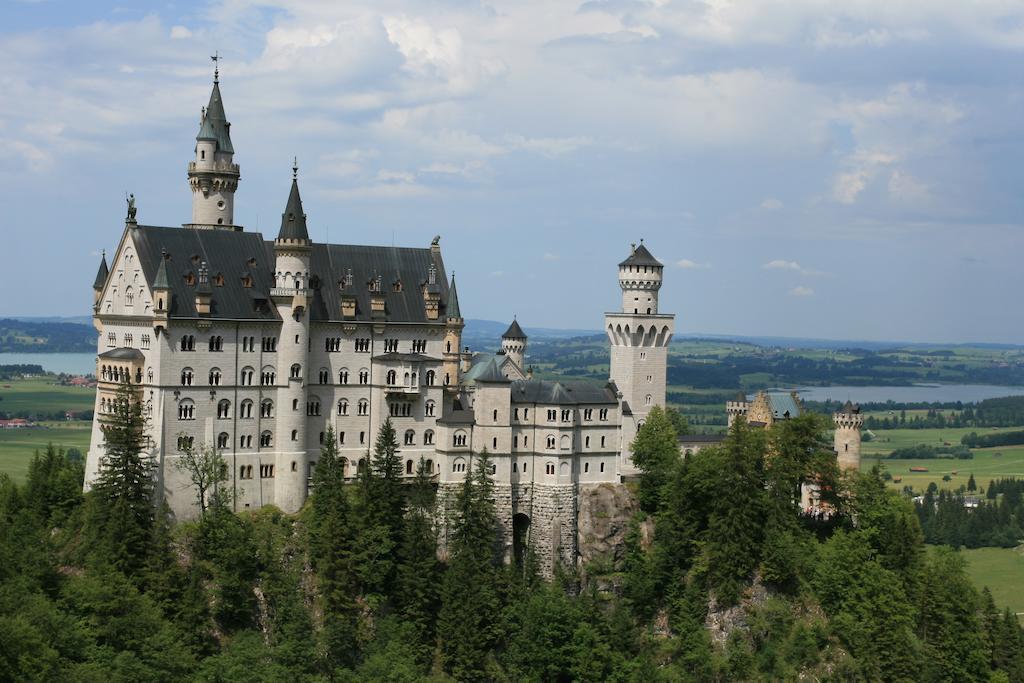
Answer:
[{"left": 0, "top": 319, "right": 95, "bottom": 353}]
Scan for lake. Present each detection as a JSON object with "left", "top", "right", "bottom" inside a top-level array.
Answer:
[
  {"left": 783, "top": 384, "right": 1024, "bottom": 404},
  {"left": 0, "top": 353, "right": 95, "bottom": 376}
]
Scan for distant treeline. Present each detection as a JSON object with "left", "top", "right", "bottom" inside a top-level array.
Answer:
[
  {"left": 961, "top": 430, "right": 1024, "bottom": 449},
  {"left": 889, "top": 444, "right": 973, "bottom": 460},
  {"left": 814, "top": 396, "right": 1024, "bottom": 431},
  {"left": 0, "top": 364, "right": 45, "bottom": 378},
  {"left": 917, "top": 478, "right": 1024, "bottom": 548},
  {"left": 0, "top": 318, "right": 94, "bottom": 353}
]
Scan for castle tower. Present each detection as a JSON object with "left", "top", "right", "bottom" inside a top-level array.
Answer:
[
  {"left": 271, "top": 162, "right": 311, "bottom": 512},
  {"left": 726, "top": 392, "right": 749, "bottom": 427},
  {"left": 92, "top": 251, "right": 108, "bottom": 309},
  {"left": 442, "top": 274, "right": 463, "bottom": 389},
  {"left": 187, "top": 65, "right": 240, "bottom": 230},
  {"left": 500, "top": 318, "right": 527, "bottom": 372},
  {"left": 605, "top": 241, "right": 675, "bottom": 471},
  {"left": 834, "top": 401, "right": 864, "bottom": 471}
]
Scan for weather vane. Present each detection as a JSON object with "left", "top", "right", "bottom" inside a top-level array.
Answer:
[
  {"left": 211, "top": 51, "right": 220, "bottom": 82},
  {"left": 293, "top": 156, "right": 298, "bottom": 180}
]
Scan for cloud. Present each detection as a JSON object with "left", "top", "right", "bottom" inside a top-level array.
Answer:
[
  {"left": 763, "top": 260, "right": 826, "bottom": 276},
  {"left": 490, "top": 270, "right": 504, "bottom": 277},
  {"left": 760, "top": 198, "right": 783, "bottom": 210},
  {"left": 676, "top": 259, "right": 711, "bottom": 269},
  {"left": 790, "top": 286, "right": 814, "bottom": 297},
  {"left": 169, "top": 26, "right": 192, "bottom": 40},
  {"left": 543, "top": 252, "right": 559, "bottom": 261}
]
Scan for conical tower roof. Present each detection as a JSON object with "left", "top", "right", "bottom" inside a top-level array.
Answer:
[
  {"left": 153, "top": 252, "right": 170, "bottom": 289},
  {"left": 92, "top": 252, "right": 109, "bottom": 290},
  {"left": 502, "top": 318, "right": 526, "bottom": 340},
  {"left": 196, "top": 80, "right": 234, "bottom": 154},
  {"left": 277, "top": 174, "right": 309, "bottom": 242},
  {"left": 446, "top": 273, "right": 461, "bottom": 319},
  {"left": 619, "top": 241, "right": 662, "bottom": 267}
]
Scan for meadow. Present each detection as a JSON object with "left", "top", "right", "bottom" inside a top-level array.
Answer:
[
  {"left": 959, "top": 546, "right": 1024, "bottom": 617},
  {"left": 0, "top": 421, "right": 92, "bottom": 482},
  {"left": 0, "top": 378, "right": 95, "bottom": 415}
]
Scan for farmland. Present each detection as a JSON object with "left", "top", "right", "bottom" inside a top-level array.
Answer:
[
  {"left": 0, "top": 421, "right": 91, "bottom": 482},
  {"left": 960, "top": 546, "right": 1024, "bottom": 618}
]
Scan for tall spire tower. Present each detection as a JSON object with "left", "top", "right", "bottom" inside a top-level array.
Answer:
[
  {"left": 187, "top": 58, "right": 240, "bottom": 230},
  {"left": 605, "top": 241, "right": 675, "bottom": 473}
]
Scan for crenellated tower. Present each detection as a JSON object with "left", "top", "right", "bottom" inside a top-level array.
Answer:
[
  {"left": 605, "top": 241, "right": 675, "bottom": 472},
  {"left": 443, "top": 274, "right": 463, "bottom": 389},
  {"left": 834, "top": 401, "right": 864, "bottom": 471},
  {"left": 500, "top": 318, "right": 527, "bottom": 372},
  {"left": 186, "top": 64, "right": 240, "bottom": 230},
  {"left": 271, "top": 161, "right": 311, "bottom": 512}
]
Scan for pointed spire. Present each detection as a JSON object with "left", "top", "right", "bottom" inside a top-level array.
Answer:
[
  {"left": 153, "top": 250, "right": 170, "bottom": 290},
  {"left": 93, "top": 250, "right": 109, "bottom": 291},
  {"left": 446, "top": 273, "right": 461, "bottom": 320},
  {"left": 277, "top": 166, "right": 309, "bottom": 242},
  {"left": 502, "top": 317, "right": 526, "bottom": 340},
  {"left": 196, "top": 73, "right": 233, "bottom": 154}
]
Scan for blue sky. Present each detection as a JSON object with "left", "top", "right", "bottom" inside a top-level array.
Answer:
[{"left": 2, "top": 0, "right": 1023, "bottom": 343}]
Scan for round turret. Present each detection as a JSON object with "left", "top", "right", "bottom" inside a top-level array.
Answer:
[
  {"left": 834, "top": 401, "right": 864, "bottom": 471},
  {"left": 500, "top": 318, "right": 527, "bottom": 371},
  {"left": 618, "top": 241, "right": 664, "bottom": 314}
]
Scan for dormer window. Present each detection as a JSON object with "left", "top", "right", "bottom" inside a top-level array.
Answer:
[
  {"left": 392, "top": 279, "right": 403, "bottom": 292},
  {"left": 191, "top": 254, "right": 201, "bottom": 265},
  {"left": 247, "top": 257, "right": 257, "bottom": 267},
  {"left": 184, "top": 272, "right": 196, "bottom": 286},
  {"left": 241, "top": 275, "right": 253, "bottom": 288},
  {"left": 213, "top": 273, "right": 224, "bottom": 287}
]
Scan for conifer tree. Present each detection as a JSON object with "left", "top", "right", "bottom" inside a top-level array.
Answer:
[
  {"left": 396, "top": 456, "right": 440, "bottom": 667},
  {"left": 439, "top": 450, "right": 501, "bottom": 681},
  {"left": 85, "top": 380, "right": 156, "bottom": 579},
  {"left": 308, "top": 427, "right": 359, "bottom": 670},
  {"left": 630, "top": 405, "right": 680, "bottom": 513}
]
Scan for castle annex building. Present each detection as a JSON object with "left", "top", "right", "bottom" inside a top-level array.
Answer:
[{"left": 85, "top": 73, "right": 675, "bottom": 572}]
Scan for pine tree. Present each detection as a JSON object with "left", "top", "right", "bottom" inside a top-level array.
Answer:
[
  {"left": 84, "top": 380, "right": 156, "bottom": 580},
  {"left": 308, "top": 427, "right": 359, "bottom": 671},
  {"left": 630, "top": 405, "right": 680, "bottom": 513},
  {"left": 968, "top": 472, "right": 977, "bottom": 492},
  {"left": 439, "top": 450, "right": 502, "bottom": 681},
  {"left": 396, "top": 456, "right": 441, "bottom": 667}
]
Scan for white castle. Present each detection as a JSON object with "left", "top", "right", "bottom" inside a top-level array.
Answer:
[{"left": 84, "top": 72, "right": 679, "bottom": 571}]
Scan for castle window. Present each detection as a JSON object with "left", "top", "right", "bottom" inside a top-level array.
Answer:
[
  {"left": 240, "top": 367, "right": 254, "bottom": 385},
  {"left": 639, "top": 351, "right": 646, "bottom": 360},
  {"left": 339, "top": 369, "right": 349, "bottom": 384},
  {"left": 513, "top": 462, "right": 517, "bottom": 473},
  {"left": 217, "top": 399, "right": 231, "bottom": 419},
  {"left": 412, "top": 340, "right": 426, "bottom": 353},
  {"left": 585, "top": 436, "right": 590, "bottom": 448},
  {"left": 561, "top": 409, "right": 571, "bottom": 422},
  {"left": 318, "top": 368, "right": 330, "bottom": 384},
  {"left": 647, "top": 375, "right": 652, "bottom": 383},
  {"left": 584, "top": 462, "right": 590, "bottom": 473},
  {"left": 261, "top": 368, "right": 276, "bottom": 386},
  {"left": 180, "top": 368, "right": 194, "bottom": 386},
  {"left": 178, "top": 400, "right": 195, "bottom": 420},
  {"left": 513, "top": 435, "right": 518, "bottom": 448},
  {"left": 260, "top": 400, "right": 274, "bottom": 418},
  {"left": 545, "top": 463, "right": 555, "bottom": 475},
  {"left": 358, "top": 400, "right": 368, "bottom": 416},
  {"left": 339, "top": 431, "right": 345, "bottom": 445},
  {"left": 325, "top": 337, "right": 341, "bottom": 352},
  {"left": 547, "top": 409, "right": 557, "bottom": 421},
  {"left": 645, "top": 395, "right": 652, "bottom": 406},
  {"left": 404, "top": 430, "right": 415, "bottom": 446},
  {"left": 185, "top": 272, "right": 196, "bottom": 286},
  {"left": 600, "top": 436, "right": 606, "bottom": 448},
  {"left": 453, "top": 431, "right": 468, "bottom": 447},
  {"left": 546, "top": 435, "right": 555, "bottom": 449},
  {"left": 261, "top": 336, "right": 277, "bottom": 352},
  {"left": 424, "top": 400, "right": 435, "bottom": 417},
  {"left": 124, "top": 333, "right": 133, "bottom": 347},
  {"left": 355, "top": 338, "right": 370, "bottom": 353},
  {"left": 107, "top": 332, "right": 116, "bottom": 347},
  {"left": 293, "top": 399, "right": 298, "bottom": 411},
  {"left": 493, "top": 409, "right": 498, "bottom": 421},
  {"left": 338, "top": 400, "right": 349, "bottom": 416},
  {"left": 208, "top": 336, "right": 223, "bottom": 352},
  {"left": 141, "top": 334, "right": 150, "bottom": 350},
  {"left": 360, "top": 431, "right": 366, "bottom": 445},
  {"left": 424, "top": 430, "right": 434, "bottom": 445},
  {"left": 240, "top": 400, "right": 253, "bottom": 419},
  {"left": 242, "top": 275, "right": 253, "bottom": 288},
  {"left": 359, "top": 369, "right": 369, "bottom": 385},
  {"left": 126, "top": 289, "right": 134, "bottom": 305},
  {"left": 425, "top": 370, "right": 435, "bottom": 386},
  {"left": 492, "top": 437, "right": 497, "bottom": 450},
  {"left": 600, "top": 462, "right": 605, "bottom": 473},
  {"left": 201, "top": 150, "right": 205, "bottom": 160},
  {"left": 560, "top": 435, "right": 571, "bottom": 450},
  {"left": 217, "top": 432, "right": 229, "bottom": 449},
  {"left": 384, "top": 339, "right": 399, "bottom": 353},
  {"left": 524, "top": 409, "right": 528, "bottom": 420},
  {"left": 291, "top": 430, "right": 298, "bottom": 441},
  {"left": 386, "top": 369, "right": 397, "bottom": 385},
  {"left": 213, "top": 273, "right": 224, "bottom": 287},
  {"left": 599, "top": 409, "right": 608, "bottom": 421},
  {"left": 306, "top": 398, "right": 321, "bottom": 416},
  {"left": 209, "top": 368, "right": 222, "bottom": 386},
  {"left": 514, "top": 408, "right": 519, "bottom": 420},
  {"left": 584, "top": 409, "right": 593, "bottom": 421},
  {"left": 260, "top": 431, "right": 272, "bottom": 447},
  {"left": 260, "top": 464, "right": 275, "bottom": 478},
  {"left": 176, "top": 435, "right": 195, "bottom": 451},
  {"left": 290, "top": 364, "right": 301, "bottom": 379}
]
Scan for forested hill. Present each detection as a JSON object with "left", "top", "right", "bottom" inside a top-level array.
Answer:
[{"left": 0, "top": 318, "right": 94, "bottom": 352}]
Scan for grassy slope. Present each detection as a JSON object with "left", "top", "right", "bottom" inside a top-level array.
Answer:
[
  {"left": 0, "top": 422, "right": 92, "bottom": 482},
  {"left": 0, "top": 379, "right": 95, "bottom": 415},
  {"left": 959, "top": 546, "right": 1024, "bottom": 617}
]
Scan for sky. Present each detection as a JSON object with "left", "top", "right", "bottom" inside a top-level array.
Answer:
[{"left": 1, "top": 0, "right": 1023, "bottom": 344}]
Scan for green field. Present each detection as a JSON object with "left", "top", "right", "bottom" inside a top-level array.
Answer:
[
  {"left": 960, "top": 546, "right": 1024, "bottom": 618},
  {"left": 0, "top": 421, "right": 92, "bottom": 482},
  {"left": 0, "top": 378, "right": 95, "bottom": 415}
]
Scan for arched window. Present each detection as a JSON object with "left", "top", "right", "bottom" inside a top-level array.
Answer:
[
  {"left": 260, "top": 431, "right": 273, "bottom": 447},
  {"left": 338, "top": 399, "right": 349, "bottom": 416},
  {"left": 546, "top": 435, "right": 555, "bottom": 449},
  {"left": 209, "top": 367, "right": 222, "bottom": 386},
  {"left": 290, "top": 364, "right": 301, "bottom": 379},
  {"left": 404, "top": 429, "right": 415, "bottom": 445},
  {"left": 425, "top": 370, "right": 435, "bottom": 386},
  {"left": 339, "top": 368, "right": 349, "bottom": 384},
  {"left": 307, "top": 397, "right": 321, "bottom": 416},
  {"left": 217, "top": 432, "right": 229, "bottom": 449},
  {"left": 386, "top": 369, "right": 397, "bottom": 385},
  {"left": 261, "top": 366, "right": 276, "bottom": 386},
  {"left": 357, "top": 400, "right": 369, "bottom": 416},
  {"left": 560, "top": 434, "right": 571, "bottom": 450},
  {"left": 180, "top": 368, "right": 194, "bottom": 386},
  {"left": 645, "top": 394, "right": 652, "bottom": 406},
  {"left": 453, "top": 431, "right": 467, "bottom": 447},
  {"left": 240, "top": 366, "right": 255, "bottom": 385},
  {"left": 240, "top": 399, "right": 253, "bottom": 419},
  {"left": 318, "top": 368, "right": 330, "bottom": 384},
  {"left": 453, "top": 458, "right": 466, "bottom": 473},
  {"left": 426, "top": 459, "right": 433, "bottom": 473},
  {"left": 424, "top": 400, "right": 436, "bottom": 417},
  {"left": 424, "top": 430, "right": 434, "bottom": 445},
  {"left": 406, "top": 460, "right": 414, "bottom": 474},
  {"left": 260, "top": 399, "right": 274, "bottom": 418},
  {"left": 178, "top": 400, "right": 195, "bottom": 420},
  {"left": 291, "top": 430, "right": 298, "bottom": 441},
  {"left": 217, "top": 399, "right": 231, "bottom": 419},
  {"left": 359, "top": 369, "right": 369, "bottom": 385}
]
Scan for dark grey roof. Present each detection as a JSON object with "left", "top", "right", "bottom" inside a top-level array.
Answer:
[
  {"left": 196, "top": 81, "right": 234, "bottom": 154},
  {"left": 277, "top": 179, "right": 309, "bottom": 242},
  {"left": 98, "top": 348, "right": 144, "bottom": 360},
  {"left": 472, "top": 357, "right": 511, "bottom": 384},
  {"left": 93, "top": 253, "right": 109, "bottom": 290},
  {"left": 447, "top": 274, "right": 461, "bottom": 319},
  {"left": 132, "top": 225, "right": 449, "bottom": 323},
  {"left": 153, "top": 254, "right": 169, "bottom": 289},
  {"left": 371, "top": 352, "right": 439, "bottom": 363},
  {"left": 619, "top": 242, "right": 662, "bottom": 268},
  {"left": 437, "top": 407, "right": 475, "bottom": 425},
  {"left": 510, "top": 379, "right": 618, "bottom": 405},
  {"left": 132, "top": 225, "right": 280, "bottom": 321},
  {"left": 502, "top": 318, "right": 526, "bottom": 339},
  {"left": 839, "top": 400, "right": 860, "bottom": 414}
]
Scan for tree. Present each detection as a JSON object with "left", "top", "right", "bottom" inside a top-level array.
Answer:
[
  {"left": 665, "top": 406, "right": 692, "bottom": 437},
  {"left": 396, "top": 457, "right": 440, "bottom": 667},
  {"left": 352, "top": 418, "right": 405, "bottom": 597},
  {"left": 968, "top": 472, "right": 977, "bottom": 492},
  {"left": 630, "top": 406, "right": 680, "bottom": 513},
  {"left": 84, "top": 380, "right": 156, "bottom": 579},
  {"left": 174, "top": 440, "right": 228, "bottom": 514},
  {"left": 439, "top": 450, "right": 502, "bottom": 681},
  {"left": 307, "top": 427, "right": 359, "bottom": 671}
]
